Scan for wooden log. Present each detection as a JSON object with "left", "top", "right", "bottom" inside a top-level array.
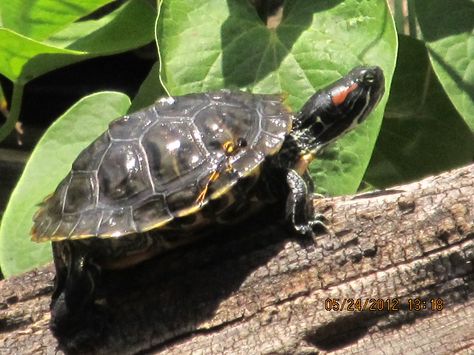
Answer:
[{"left": 1, "top": 163, "right": 473, "bottom": 354}]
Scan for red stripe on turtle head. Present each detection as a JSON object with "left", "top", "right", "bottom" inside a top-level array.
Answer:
[{"left": 331, "top": 82, "right": 359, "bottom": 106}]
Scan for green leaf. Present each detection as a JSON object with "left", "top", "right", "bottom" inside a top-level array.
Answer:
[
  {"left": 415, "top": 0, "right": 474, "bottom": 131},
  {"left": 0, "top": 0, "right": 114, "bottom": 41},
  {"left": 0, "top": 0, "right": 155, "bottom": 83},
  {"left": 0, "top": 28, "right": 85, "bottom": 83},
  {"left": 0, "top": 92, "right": 131, "bottom": 276},
  {"left": 158, "top": 0, "right": 397, "bottom": 195},
  {"left": 364, "top": 35, "right": 474, "bottom": 188},
  {"left": 45, "top": 0, "right": 156, "bottom": 52}
]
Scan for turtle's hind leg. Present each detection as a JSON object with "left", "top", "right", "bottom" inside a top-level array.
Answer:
[
  {"left": 50, "top": 242, "right": 67, "bottom": 311},
  {"left": 50, "top": 241, "right": 103, "bottom": 339}
]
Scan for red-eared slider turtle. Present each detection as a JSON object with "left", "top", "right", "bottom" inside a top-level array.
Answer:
[{"left": 32, "top": 66, "right": 384, "bottom": 333}]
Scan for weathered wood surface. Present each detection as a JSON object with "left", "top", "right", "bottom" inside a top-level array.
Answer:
[{"left": 1, "top": 163, "right": 473, "bottom": 355}]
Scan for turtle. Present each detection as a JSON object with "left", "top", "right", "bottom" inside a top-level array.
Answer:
[{"left": 31, "top": 66, "right": 385, "bottom": 333}]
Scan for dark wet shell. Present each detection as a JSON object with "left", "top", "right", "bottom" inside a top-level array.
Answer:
[{"left": 32, "top": 90, "right": 292, "bottom": 241}]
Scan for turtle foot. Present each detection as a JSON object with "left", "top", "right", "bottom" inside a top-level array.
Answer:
[
  {"left": 309, "top": 213, "right": 331, "bottom": 234},
  {"left": 50, "top": 292, "right": 107, "bottom": 352}
]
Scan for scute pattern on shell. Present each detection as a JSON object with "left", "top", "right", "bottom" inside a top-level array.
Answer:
[{"left": 32, "top": 90, "right": 292, "bottom": 241}]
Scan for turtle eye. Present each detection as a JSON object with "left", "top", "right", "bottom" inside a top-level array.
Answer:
[{"left": 363, "top": 71, "right": 376, "bottom": 85}]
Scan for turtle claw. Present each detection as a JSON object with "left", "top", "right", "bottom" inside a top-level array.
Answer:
[
  {"left": 309, "top": 217, "right": 330, "bottom": 235},
  {"left": 310, "top": 192, "right": 326, "bottom": 200},
  {"left": 294, "top": 223, "right": 315, "bottom": 238},
  {"left": 294, "top": 214, "right": 330, "bottom": 238}
]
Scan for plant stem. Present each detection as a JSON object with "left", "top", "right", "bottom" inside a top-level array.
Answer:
[
  {"left": 407, "top": 0, "right": 418, "bottom": 38},
  {"left": 393, "top": 0, "right": 405, "bottom": 34},
  {"left": 0, "top": 83, "right": 24, "bottom": 143}
]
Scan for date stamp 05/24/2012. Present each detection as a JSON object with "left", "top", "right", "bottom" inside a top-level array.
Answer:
[{"left": 324, "top": 298, "right": 445, "bottom": 312}]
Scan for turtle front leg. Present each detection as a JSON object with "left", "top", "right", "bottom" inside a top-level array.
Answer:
[
  {"left": 285, "top": 169, "right": 329, "bottom": 237},
  {"left": 285, "top": 169, "right": 317, "bottom": 237}
]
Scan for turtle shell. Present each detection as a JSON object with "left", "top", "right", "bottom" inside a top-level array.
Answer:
[{"left": 32, "top": 90, "right": 292, "bottom": 242}]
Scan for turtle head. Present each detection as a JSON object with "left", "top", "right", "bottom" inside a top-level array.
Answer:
[{"left": 293, "top": 66, "right": 385, "bottom": 153}]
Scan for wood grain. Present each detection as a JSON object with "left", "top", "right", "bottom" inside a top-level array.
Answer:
[{"left": 1, "top": 163, "right": 473, "bottom": 354}]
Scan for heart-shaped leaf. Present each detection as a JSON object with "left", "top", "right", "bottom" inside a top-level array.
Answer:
[{"left": 158, "top": 0, "right": 397, "bottom": 195}]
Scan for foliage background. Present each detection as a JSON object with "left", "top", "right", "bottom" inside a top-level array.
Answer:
[{"left": 0, "top": 0, "right": 472, "bottom": 276}]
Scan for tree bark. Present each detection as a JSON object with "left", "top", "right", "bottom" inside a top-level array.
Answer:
[{"left": 1, "top": 163, "right": 473, "bottom": 355}]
